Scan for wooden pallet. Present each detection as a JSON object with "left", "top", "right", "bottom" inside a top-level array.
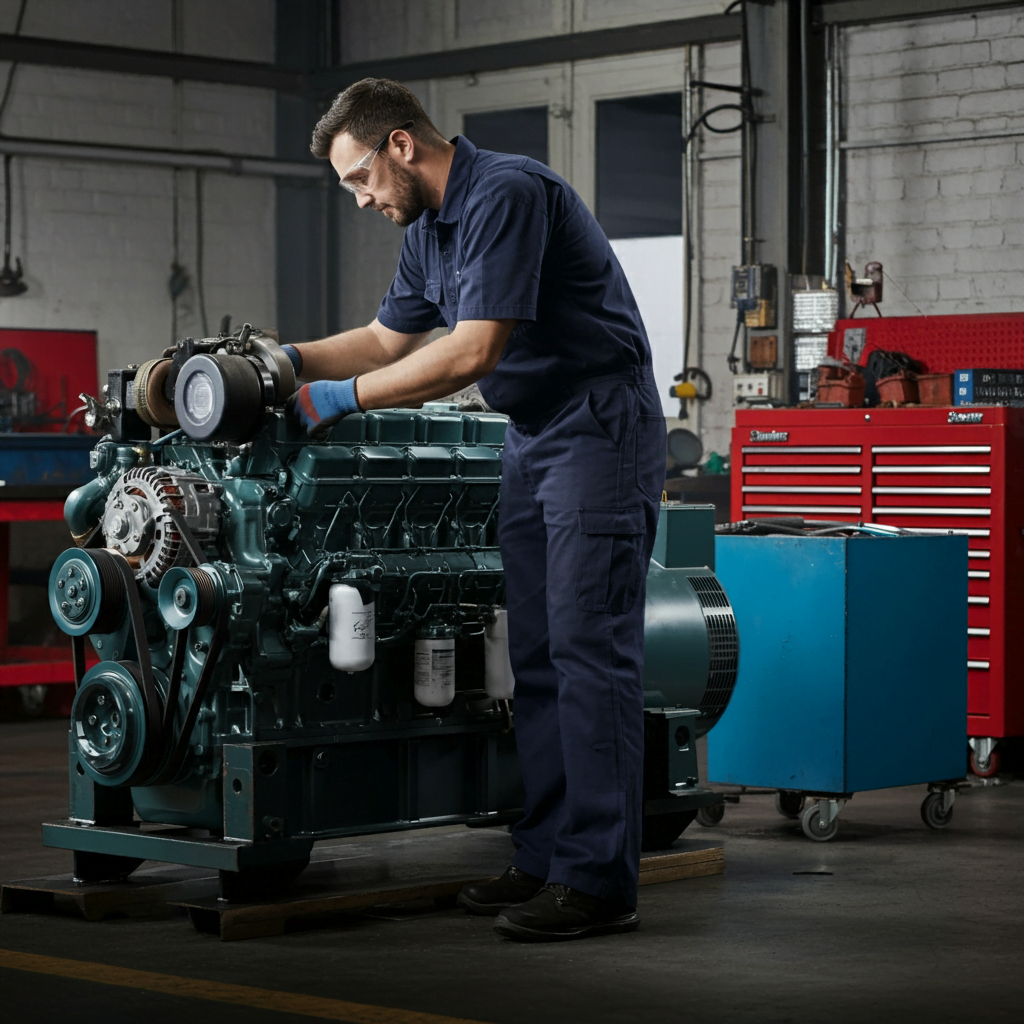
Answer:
[
  {"left": 2, "top": 828, "right": 724, "bottom": 940},
  {"left": 174, "top": 830, "right": 726, "bottom": 941}
]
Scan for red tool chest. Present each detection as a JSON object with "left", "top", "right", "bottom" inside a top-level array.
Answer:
[{"left": 731, "top": 405, "right": 1024, "bottom": 746}]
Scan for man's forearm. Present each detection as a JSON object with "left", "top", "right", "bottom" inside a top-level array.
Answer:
[
  {"left": 292, "top": 324, "right": 397, "bottom": 381},
  {"left": 354, "top": 320, "right": 513, "bottom": 410}
]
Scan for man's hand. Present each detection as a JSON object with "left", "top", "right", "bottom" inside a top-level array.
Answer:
[{"left": 287, "top": 378, "right": 361, "bottom": 435}]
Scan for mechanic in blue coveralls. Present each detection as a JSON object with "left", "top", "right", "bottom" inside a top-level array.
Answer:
[{"left": 285, "top": 78, "right": 666, "bottom": 943}]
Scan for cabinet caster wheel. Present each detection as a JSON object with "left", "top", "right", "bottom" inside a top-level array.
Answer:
[
  {"left": 775, "top": 790, "right": 805, "bottom": 819},
  {"left": 969, "top": 747, "right": 1000, "bottom": 778},
  {"left": 696, "top": 802, "right": 725, "bottom": 827},
  {"left": 921, "top": 792, "right": 953, "bottom": 830},
  {"left": 801, "top": 804, "right": 839, "bottom": 842}
]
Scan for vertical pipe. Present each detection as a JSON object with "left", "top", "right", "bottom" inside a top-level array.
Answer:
[
  {"left": 824, "top": 21, "right": 835, "bottom": 286},
  {"left": 799, "top": 0, "right": 810, "bottom": 277},
  {"left": 740, "top": 0, "right": 753, "bottom": 267},
  {"left": 195, "top": 169, "right": 208, "bottom": 337},
  {"left": 694, "top": 43, "right": 705, "bottom": 393},
  {"left": 682, "top": 44, "right": 693, "bottom": 378},
  {"left": 833, "top": 24, "right": 846, "bottom": 317}
]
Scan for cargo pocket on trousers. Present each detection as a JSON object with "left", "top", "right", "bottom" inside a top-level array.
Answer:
[{"left": 575, "top": 507, "right": 646, "bottom": 615}]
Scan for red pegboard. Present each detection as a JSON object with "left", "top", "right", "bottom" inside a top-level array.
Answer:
[
  {"left": 827, "top": 312, "right": 1024, "bottom": 374},
  {"left": 0, "top": 328, "right": 98, "bottom": 432}
]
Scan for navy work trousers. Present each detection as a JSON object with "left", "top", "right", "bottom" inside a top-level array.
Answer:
[{"left": 499, "top": 368, "right": 666, "bottom": 907}]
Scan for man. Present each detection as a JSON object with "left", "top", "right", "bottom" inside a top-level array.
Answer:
[{"left": 286, "top": 78, "right": 666, "bottom": 942}]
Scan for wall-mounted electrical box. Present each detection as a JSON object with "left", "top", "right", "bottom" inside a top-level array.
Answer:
[{"left": 733, "top": 372, "right": 786, "bottom": 405}]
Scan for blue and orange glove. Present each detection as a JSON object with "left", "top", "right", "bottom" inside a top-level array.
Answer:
[{"left": 287, "top": 378, "right": 362, "bottom": 435}]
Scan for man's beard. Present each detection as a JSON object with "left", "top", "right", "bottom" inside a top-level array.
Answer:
[{"left": 374, "top": 155, "right": 429, "bottom": 227}]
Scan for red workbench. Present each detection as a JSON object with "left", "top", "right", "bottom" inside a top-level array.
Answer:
[{"left": 0, "top": 498, "right": 95, "bottom": 690}]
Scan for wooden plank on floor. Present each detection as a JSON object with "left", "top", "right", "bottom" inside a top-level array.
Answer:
[
  {"left": 639, "top": 844, "right": 726, "bottom": 885},
  {"left": 3, "top": 827, "right": 724, "bottom": 939},
  {"left": 1, "top": 864, "right": 216, "bottom": 921},
  {"left": 173, "top": 831, "right": 726, "bottom": 941}
]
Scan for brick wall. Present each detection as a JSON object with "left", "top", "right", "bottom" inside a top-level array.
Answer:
[
  {"left": 843, "top": 8, "right": 1024, "bottom": 315},
  {"left": 0, "top": 0, "right": 276, "bottom": 374}
]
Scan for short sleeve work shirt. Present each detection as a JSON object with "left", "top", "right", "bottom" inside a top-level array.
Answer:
[{"left": 377, "top": 136, "right": 652, "bottom": 422}]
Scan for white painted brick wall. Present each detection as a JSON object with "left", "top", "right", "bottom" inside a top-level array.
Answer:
[
  {"left": 844, "top": 9, "right": 1024, "bottom": 316},
  {"left": 0, "top": 1, "right": 276, "bottom": 374}
]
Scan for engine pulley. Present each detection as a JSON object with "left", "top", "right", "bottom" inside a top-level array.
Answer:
[
  {"left": 48, "top": 548, "right": 127, "bottom": 637},
  {"left": 71, "top": 660, "right": 164, "bottom": 787},
  {"left": 158, "top": 565, "right": 223, "bottom": 630}
]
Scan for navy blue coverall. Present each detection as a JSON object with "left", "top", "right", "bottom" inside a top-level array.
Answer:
[{"left": 378, "top": 137, "right": 665, "bottom": 907}]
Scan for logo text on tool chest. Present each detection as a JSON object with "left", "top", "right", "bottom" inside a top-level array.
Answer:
[
  {"left": 948, "top": 411, "right": 983, "bottom": 424},
  {"left": 749, "top": 430, "right": 789, "bottom": 442}
]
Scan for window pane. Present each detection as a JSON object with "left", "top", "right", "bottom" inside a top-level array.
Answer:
[
  {"left": 596, "top": 93, "right": 682, "bottom": 239},
  {"left": 463, "top": 106, "right": 549, "bottom": 165}
]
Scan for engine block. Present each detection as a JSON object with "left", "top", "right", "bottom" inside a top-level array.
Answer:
[{"left": 44, "top": 335, "right": 737, "bottom": 898}]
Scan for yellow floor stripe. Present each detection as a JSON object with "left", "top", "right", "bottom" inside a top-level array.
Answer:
[{"left": 0, "top": 949, "right": 492, "bottom": 1024}]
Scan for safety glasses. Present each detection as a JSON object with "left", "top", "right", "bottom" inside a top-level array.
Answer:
[{"left": 338, "top": 120, "right": 414, "bottom": 194}]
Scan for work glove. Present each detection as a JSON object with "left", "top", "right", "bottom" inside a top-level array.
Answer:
[{"left": 287, "top": 378, "right": 361, "bottom": 436}]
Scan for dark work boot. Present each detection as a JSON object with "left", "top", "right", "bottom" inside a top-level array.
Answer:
[
  {"left": 457, "top": 865, "right": 546, "bottom": 916},
  {"left": 493, "top": 884, "right": 639, "bottom": 941}
]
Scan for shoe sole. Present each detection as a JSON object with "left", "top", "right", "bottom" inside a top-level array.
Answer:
[
  {"left": 456, "top": 892, "right": 538, "bottom": 917},
  {"left": 493, "top": 913, "right": 640, "bottom": 942}
]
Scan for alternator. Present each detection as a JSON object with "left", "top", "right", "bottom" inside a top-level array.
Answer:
[{"left": 102, "top": 466, "right": 221, "bottom": 585}]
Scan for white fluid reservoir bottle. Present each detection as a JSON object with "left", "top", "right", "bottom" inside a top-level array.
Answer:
[
  {"left": 484, "top": 608, "right": 515, "bottom": 700},
  {"left": 414, "top": 627, "right": 455, "bottom": 707},
  {"left": 328, "top": 584, "right": 375, "bottom": 672}
]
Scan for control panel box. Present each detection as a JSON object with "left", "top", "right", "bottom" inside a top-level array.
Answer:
[{"left": 733, "top": 372, "right": 787, "bottom": 406}]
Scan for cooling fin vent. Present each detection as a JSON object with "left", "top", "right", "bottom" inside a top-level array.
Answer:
[{"left": 687, "top": 573, "right": 739, "bottom": 727}]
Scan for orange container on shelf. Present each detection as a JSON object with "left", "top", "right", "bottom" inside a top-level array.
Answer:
[
  {"left": 876, "top": 373, "right": 919, "bottom": 405},
  {"left": 816, "top": 371, "right": 865, "bottom": 408},
  {"left": 917, "top": 373, "right": 953, "bottom": 406}
]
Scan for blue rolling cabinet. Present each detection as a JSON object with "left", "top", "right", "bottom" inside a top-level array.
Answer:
[{"left": 707, "top": 534, "right": 968, "bottom": 840}]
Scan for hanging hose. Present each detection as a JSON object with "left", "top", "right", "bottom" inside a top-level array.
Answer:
[
  {"left": 195, "top": 169, "right": 209, "bottom": 337},
  {"left": 0, "top": 154, "right": 27, "bottom": 295}
]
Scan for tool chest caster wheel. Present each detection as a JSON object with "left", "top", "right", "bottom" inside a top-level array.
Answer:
[
  {"left": 969, "top": 747, "right": 1000, "bottom": 778},
  {"left": 775, "top": 790, "right": 805, "bottom": 819},
  {"left": 801, "top": 804, "right": 839, "bottom": 842},
  {"left": 921, "top": 791, "right": 955, "bottom": 830}
]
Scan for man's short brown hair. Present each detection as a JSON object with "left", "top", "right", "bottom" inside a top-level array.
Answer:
[{"left": 310, "top": 78, "right": 447, "bottom": 159}]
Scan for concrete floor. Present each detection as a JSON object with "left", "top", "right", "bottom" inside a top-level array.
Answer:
[{"left": 2, "top": 718, "right": 1023, "bottom": 1023}]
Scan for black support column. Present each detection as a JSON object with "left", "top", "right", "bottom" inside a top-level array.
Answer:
[{"left": 275, "top": 0, "right": 340, "bottom": 344}]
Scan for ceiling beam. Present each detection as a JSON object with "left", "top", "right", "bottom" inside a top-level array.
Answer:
[
  {"left": 0, "top": 33, "right": 305, "bottom": 92},
  {"left": 816, "top": 0, "right": 1023, "bottom": 26},
  {"left": 314, "top": 14, "right": 740, "bottom": 93},
  {"left": 0, "top": 15, "right": 742, "bottom": 97}
]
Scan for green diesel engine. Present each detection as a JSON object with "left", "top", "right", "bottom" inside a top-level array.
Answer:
[{"left": 44, "top": 328, "right": 737, "bottom": 898}]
